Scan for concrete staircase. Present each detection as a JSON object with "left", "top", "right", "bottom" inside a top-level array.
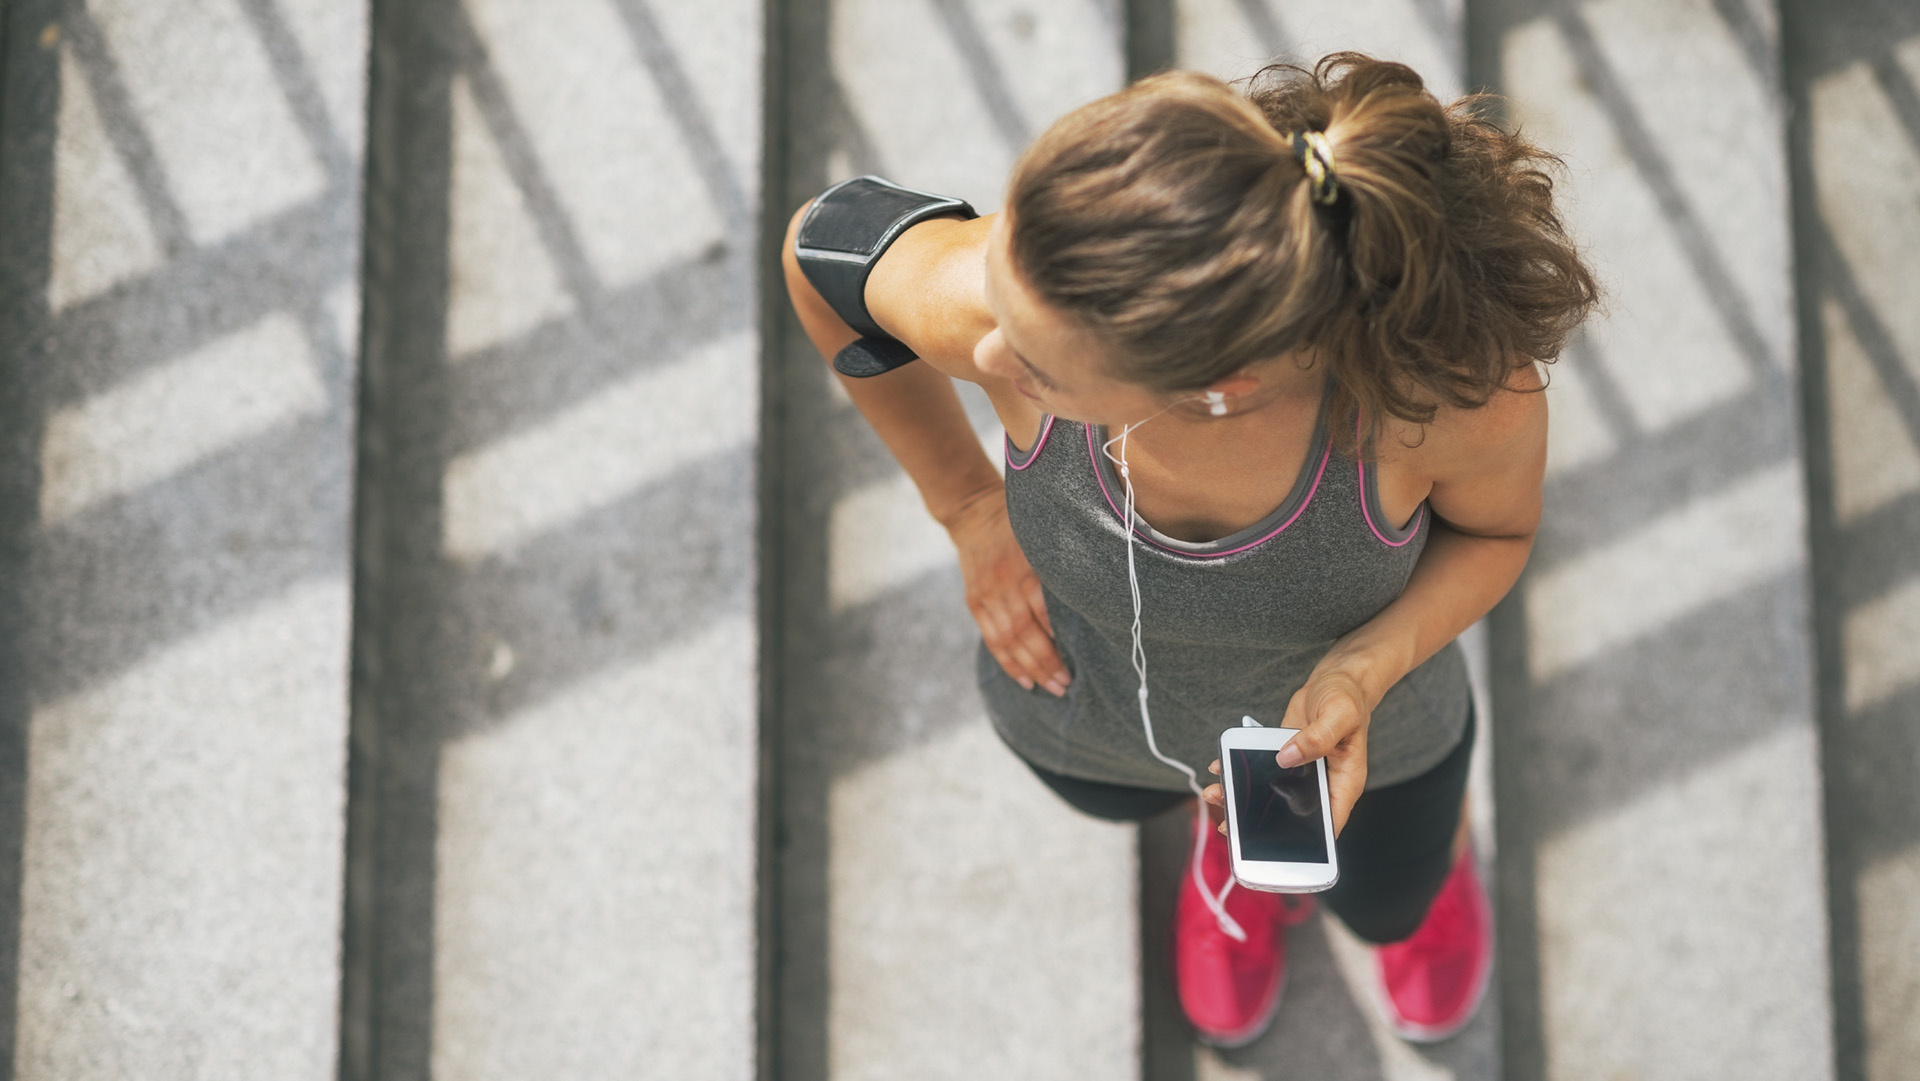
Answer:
[{"left": 0, "top": 0, "right": 1912, "bottom": 1078}]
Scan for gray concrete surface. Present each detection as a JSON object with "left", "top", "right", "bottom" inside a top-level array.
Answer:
[
  {"left": 1, "top": 2, "right": 1911, "bottom": 1080},
  {"left": 347, "top": 0, "right": 763, "bottom": 1078},
  {"left": 1786, "top": 2, "right": 1920, "bottom": 1078},
  {"left": 1481, "top": 0, "right": 1836, "bottom": 1078},
  {"left": 0, "top": 0, "right": 366, "bottom": 1076},
  {"left": 772, "top": 2, "right": 1143, "bottom": 1078}
]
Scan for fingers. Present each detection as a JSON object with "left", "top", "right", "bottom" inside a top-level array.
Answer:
[
  {"left": 1277, "top": 721, "right": 1340, "bottom": 768},
  {"left": 973, "top": 591, "right": 1067, "bottom": 695},
  {"left": 955, "top": 508, "right": 1070, "bottom": 696},
  {"left": 1023, "top": 574, "right": 1056, "bottom": 641},
  {"left": 1276, "top": 679, "right": 1364, "bottom": 767},
  {"left": 1272, "top": 674, "right": 1371, "bottom": 834},
  {"left": 1325, "top": 740, "right": 1368, "bottom": 836},
  {"left": 1016, "top": 576, "right": 1068, "bottom": 693}
]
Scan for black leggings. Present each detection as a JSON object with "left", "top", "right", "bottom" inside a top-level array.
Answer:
[{"left": 1015, "top": 706, "right": 1476, "bottom": 945}]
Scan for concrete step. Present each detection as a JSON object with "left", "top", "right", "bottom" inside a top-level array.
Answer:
[
  {"left": 346, "top": 0, "right": 765, "bottom": 1077},
  {"left": 0, "top": 0, "right": 367, "bottom": 1075},
  {"left": 2, "top": 0, "right": 1915, "bottom": 1078},
  {"left": 771, "top": 1, "right": 1144, "bottom": 1077},
  {"left": 1484, "top": 0, "right": 1837, "bottom": 1077},
  {"left": 1785, "top": 2, "right": 1920, "bottom": 1078}
]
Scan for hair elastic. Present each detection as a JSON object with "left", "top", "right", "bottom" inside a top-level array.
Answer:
[{"left": 1291, "top": 130, "right": 1340, "bottom": 207}]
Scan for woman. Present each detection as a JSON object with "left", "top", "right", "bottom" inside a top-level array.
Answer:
[{"left": 783, "top": 53, "right": 1596, "bottom": 1047}]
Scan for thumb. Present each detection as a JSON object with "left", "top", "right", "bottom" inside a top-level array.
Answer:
[{"left": 1276, "top": 676, "right": 1365, "bottom": 767}]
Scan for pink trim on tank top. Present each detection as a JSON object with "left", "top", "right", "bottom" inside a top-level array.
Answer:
[
  {"left": 1005, "top": 415, "right": 1057, "bottom": 471},
  {"left": 1357, "top": 456, "right": 1426, "bottom": 547},
  {"left": 1354, "top": 413, "right": 1425, "bottom": 546},
  {"left": 1084, "top": 422, "right": 1332, "bottom": 559}
]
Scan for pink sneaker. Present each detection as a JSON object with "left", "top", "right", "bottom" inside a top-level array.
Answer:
[
  {"left": 1375, "top": 848, "right": 1493, "bottom": 1042},
  {"left": 1174, "top": 816, "right": 1315, "bottom": 1047}
]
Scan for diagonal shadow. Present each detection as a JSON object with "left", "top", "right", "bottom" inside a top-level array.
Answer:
[
  {"left": 1472, "top": 2, "right": 1817, "bottom": 1075},
  {"left": 1560, "top": 330, "right": 1643, "bottom": 442},
  {"left": 608, "top": 0, "right": 752, "bottom": 233},
  {"left": 1812, "top": 225, "right": 1920, "bottom": 461},
  {"left": 1537, "top": 382, "right": 1795, "bottom": 561},
  {"left": 348, "top": 1, "right": 770, "bottom": 1077},
  {"left": 58, "top": 4, "right": 192, "bottom": 256},
  {"left": 1867, "top": 32, "right": 1920, "bottom": 159},
  {"left": 442, "top": 4, "right": 606, "bottom": 310},
  {"left": 820, "top": 69, "right": 889, "bottom": 179},
  {"left": 40, "top": 195, "right": 357, "bottom": 404},
  {"left": 1786, "top": 5, "right": 1920, "bottom": 1073},
  {"left": 1406, "top": 0, "right": 1468, "bottom": 87},
  {"left": 21, "top": 415, "right": 355, "bottom": 703},
  {"left": 927, "top": 0, "right": 1033, "bottom": 154},
  {"left": 1550, "top": 1, "right": 1784, "bottom": 378},
  {"left": 440, "top": 242, "right": 742, "bottom": 459},
  {"left": 1828, "top": 490, "right": 1920, "bottom": 612},
  {"left": 3, "top": 2, "right": 367, "bottom": 1073},
  {"left": 1410, "top": 0, "right": 1464, "bottom": 46},
  {"left": 1231, "top": 0, "right": 1293, "bottom": 61},
  {"left": 1707, "top": 0, "right": 1780, "bottom": 90},
  {"left": 418, "top": 445, "right": 758, "bottom": 742},
  {"left": 233, "top": 0, "right": 355, "bottom": 184}
]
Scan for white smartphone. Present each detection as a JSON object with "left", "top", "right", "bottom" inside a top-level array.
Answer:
[{"left": 1218, "top": 723, "right": 1339, "bottom": 893}]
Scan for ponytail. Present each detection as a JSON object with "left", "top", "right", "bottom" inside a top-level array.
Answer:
[{"left": 1007, "top": 52, "right": 1599, "bottom": 452}]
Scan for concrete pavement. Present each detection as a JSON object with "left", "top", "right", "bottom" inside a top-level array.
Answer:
[
  {"left": 0, "top": 0, "right": 1915, "bottom": 1078},
  {"left": 1486, "top": 0, "right": 1833, "bottom": 1077},
  {"left": 347, "top": 0, "right": 764, "bottom": 1077},
  {"left": 1, "top": 0, "right": 365, "bottom": 1075},
  {"left": 1787, "top": 2, "right": 1920, "bottom": 1077}
]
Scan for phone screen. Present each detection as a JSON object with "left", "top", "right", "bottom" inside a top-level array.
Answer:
[{"left": 1229, "top": 747, "right": 1330, "bottom": 864}]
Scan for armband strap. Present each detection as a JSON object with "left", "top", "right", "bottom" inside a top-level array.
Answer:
[{"left": 794, "top": 174, "right": 976, "bottom": 378}]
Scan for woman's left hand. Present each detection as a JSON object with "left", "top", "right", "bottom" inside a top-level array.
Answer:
[{"left": 1201, "top": 667, "right": 1372, "bottom": 837}]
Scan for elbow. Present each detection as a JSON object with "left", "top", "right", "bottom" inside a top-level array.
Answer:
[{"left": 781, "top": 199, "right": 814, "bottom": 289}]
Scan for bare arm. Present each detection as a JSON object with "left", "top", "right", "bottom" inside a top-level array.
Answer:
[
  {"left": 781, "top": 205, "right": 1002, "bottom": 524},
  {"left": 1206, "top": 369, "right": 1546, "bottom": 833},
  {"left": 1309, "top": 376, "right": 1545, "bottom": 722},
  {"left": 781, "top": 201, "right": 1069, "bottom": 693}
]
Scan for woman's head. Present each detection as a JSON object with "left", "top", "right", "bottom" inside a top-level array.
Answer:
[{"left": 996, "top": 53, "right": 1599, "bottom": 445}]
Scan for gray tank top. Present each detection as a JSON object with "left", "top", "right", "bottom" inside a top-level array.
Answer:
[{"left": 980, "top": 399, "right": 1471, "bottom": 792}]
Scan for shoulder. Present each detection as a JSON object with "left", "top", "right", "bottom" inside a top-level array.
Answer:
[
  {"left": 1417, "top": 362, "right": 1546, "bottom": 470},
  {"left": 863, "top": 213, "right": 998, "bottom": 382},
  {"left": 1394, "top": 361, "right": 1547, "bottom": 538},
  {"left": 782, "top": 197, "right": 999, "bottom": 383}
]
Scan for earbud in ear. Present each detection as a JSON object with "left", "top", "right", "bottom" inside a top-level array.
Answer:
[{"left": 1206, "top": 391, "right": 1228, "bottom": 417}]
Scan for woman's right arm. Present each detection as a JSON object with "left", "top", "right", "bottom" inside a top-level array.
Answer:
[{"left": 781, "top": 202, "right": 1070, "bottom": 696}]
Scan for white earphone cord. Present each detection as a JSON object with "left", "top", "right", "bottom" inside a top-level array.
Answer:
[{"left": 1102, "top": 418, "right": 1248, "bottom": 943}]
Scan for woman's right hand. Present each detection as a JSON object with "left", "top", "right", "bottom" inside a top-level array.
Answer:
[{"left": 944, "top": 484, "right": 1070, "bottom": 696}]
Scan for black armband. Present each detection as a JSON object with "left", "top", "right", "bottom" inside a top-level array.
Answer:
[{"left": 794, "top": 175, "right": 976, "bottom": 378}]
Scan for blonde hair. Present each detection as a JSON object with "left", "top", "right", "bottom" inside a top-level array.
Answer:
[{"left": 1006, "top": 53, "right": 1599, "bottom": 451}]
